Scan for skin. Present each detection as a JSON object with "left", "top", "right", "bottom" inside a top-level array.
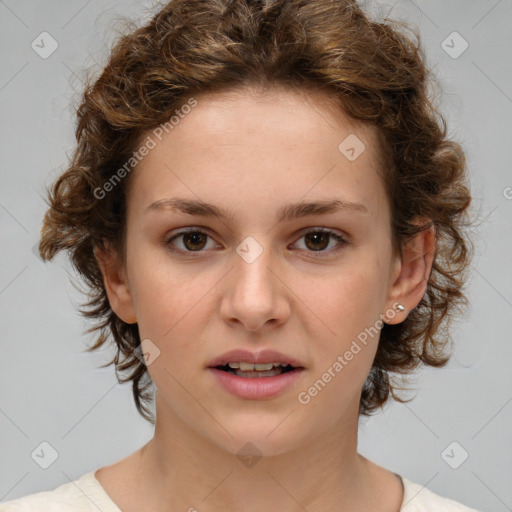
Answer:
[{"left": 95, "top": 84, "right": 435, "bottom": 512}]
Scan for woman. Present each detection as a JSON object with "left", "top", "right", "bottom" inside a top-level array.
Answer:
[{"left": 0, "top": 0, "right": 477, "bottom": 510}]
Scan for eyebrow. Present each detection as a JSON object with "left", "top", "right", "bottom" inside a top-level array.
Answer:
[{"left": 145, "top": 197, "right": 368, "bottom": 223}]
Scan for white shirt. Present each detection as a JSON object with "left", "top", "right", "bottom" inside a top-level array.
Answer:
[{"left": 0, "top": 470, "right": 480, "bottom": 511}]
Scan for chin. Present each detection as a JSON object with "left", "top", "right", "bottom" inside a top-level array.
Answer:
[{"left": 207, "top": 415, "right": 306, "bottom": 459}]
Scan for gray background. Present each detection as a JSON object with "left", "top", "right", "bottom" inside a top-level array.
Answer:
[{"left": 1, "top": 1, "right": 511, "bottom": 510}]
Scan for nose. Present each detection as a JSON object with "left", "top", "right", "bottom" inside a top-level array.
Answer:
[{"left": 219, "top": 239, "right": 291, "bottom": 333}]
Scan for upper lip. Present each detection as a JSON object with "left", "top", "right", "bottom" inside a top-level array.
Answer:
[{"left": 207, "top": 349, "right": 305, "bottom": 368}]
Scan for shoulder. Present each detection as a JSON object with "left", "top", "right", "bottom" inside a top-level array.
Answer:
[
  {"left": 401, "top": 477, "right": 480, "bottom": 512},
  {"left": 0, "top": 471, "right": 121, "bottom": 512}
]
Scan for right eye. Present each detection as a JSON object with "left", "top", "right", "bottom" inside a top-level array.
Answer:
[{"left": 165, "top": 228, "right": 221, "bottom": 256}]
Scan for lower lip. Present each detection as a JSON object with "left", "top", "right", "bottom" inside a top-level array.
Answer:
[{"left": 208, "top": 368, "right": 305, "bottom": 399}]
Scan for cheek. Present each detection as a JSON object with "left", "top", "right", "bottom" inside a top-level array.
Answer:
[
  {"left": 298, "top": 255, "right": 389, "bottom": 376},
  {"left": 125, "top": 242, "right": 212, "bottom": 339},
  {"left": 297, "top": 269, "right": 386, "bottom": 410},
  {"left": 130, "top": 267, "right": 215, "bottom": 391},
  {"left": 135, "top": 271, "right": 213, "bottom": 339},
  {"left": 308, "top": 260, "right": 387, "bottom": 329}
]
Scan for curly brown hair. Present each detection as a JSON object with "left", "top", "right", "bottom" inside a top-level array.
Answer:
[{"left": 39, "top": 0, "right": 473, "bottom": 424}]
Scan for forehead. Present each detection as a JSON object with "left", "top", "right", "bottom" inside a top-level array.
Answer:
[
  {"left": 172, "top": 85, "right": 375, "bottom": 148},
  {"left": 127, "top": 85, "right": 387, "bottom": 222}
]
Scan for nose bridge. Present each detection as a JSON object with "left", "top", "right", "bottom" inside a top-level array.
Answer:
[
  {"left": 233, "top": 234, "right": 278, "bottom": 300},
  {"left": 220, "top": 234, "right": 289, "bottom": 331}
]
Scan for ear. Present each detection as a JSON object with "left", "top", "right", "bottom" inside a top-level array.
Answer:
[
  {"left": 383, "top": 219, "right": 436, "bottom": 324},
  {"left": 94, "top": 243, "right": 137, "bottom": 324}
]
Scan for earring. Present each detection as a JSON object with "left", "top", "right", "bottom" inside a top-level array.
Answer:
[{"left": 394, "top": 303, "right": 406, "bottom": 312}]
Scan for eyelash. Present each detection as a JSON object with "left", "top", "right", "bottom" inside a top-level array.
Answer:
[{"left": 164, "top": 227, "right": 349, "bottom": 258}]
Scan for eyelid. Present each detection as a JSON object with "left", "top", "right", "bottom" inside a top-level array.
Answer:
[{"left": 294, "top": 226, "right": 347, "bottom": 240}]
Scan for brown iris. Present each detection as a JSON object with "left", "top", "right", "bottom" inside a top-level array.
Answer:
[
  {"left": 304, "top": 232, "right": 330, "bottom": 251},
  {"left": 183, "top": 232, "right": 208, "bottom": 251}
]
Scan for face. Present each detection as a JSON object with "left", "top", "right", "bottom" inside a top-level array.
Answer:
[{"left": 100, "top": 85, "right": 417, "bottom": 456}]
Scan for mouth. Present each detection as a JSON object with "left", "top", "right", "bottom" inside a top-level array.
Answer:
[
  {"left": 214, "top": 362, "right": 299, "bottom": 378},
  {"left": 207, "top": 349, "right": 306, "bottom": 398},
  {"left": 208, "top": 362, "right": 305, "bottom": 399}
]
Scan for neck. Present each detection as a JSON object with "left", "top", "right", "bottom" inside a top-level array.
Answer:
[{"left": 133, "top": 395, "right": 384, "bottom": 512}]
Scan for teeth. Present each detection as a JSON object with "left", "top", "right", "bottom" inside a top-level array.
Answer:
[{"left": 227, "top": 362, "right": 289, "bottom": 371}]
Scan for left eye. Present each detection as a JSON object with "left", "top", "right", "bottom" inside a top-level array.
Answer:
[
  {"left": 293, "top": 229, "right": 348, "bottom": 253},
  {"left": 165, "top": 228, "right": 348, "bottom": 255}
]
